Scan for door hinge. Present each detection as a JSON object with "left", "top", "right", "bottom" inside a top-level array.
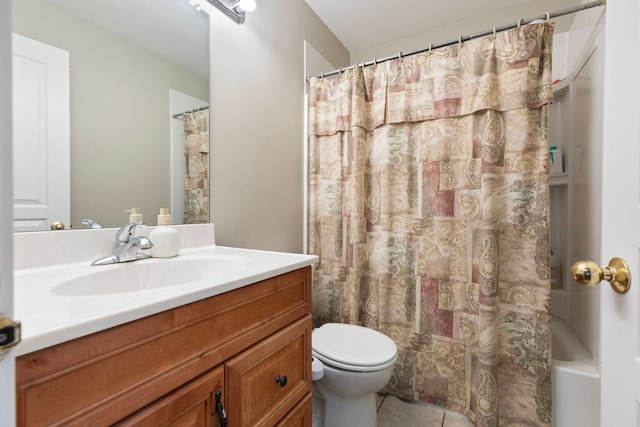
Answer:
[{"left": 0, "top": 317, "right": 21, "bottom": 359}]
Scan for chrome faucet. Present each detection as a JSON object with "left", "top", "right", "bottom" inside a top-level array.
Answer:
[
  {"left": 91, "top": 222, "right": 154, "bottom": 266},
  {"left": 82, "top": 218, "right": 104, "bottom": 229}
]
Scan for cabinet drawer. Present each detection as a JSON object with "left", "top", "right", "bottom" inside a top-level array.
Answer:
[
  {"left": 226, "top": 316, "right": 312, "bottom": 426},
  {"left": 115, "top": 366, "right": 225, "bottom": 427}
]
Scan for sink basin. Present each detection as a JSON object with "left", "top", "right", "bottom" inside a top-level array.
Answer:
[{"left": 52, "top": 256, "right": 250, "bottom": 296}]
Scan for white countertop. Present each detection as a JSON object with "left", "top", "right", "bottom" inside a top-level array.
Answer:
[{"left": 14, "top": 245, "right": 318, "bottom": 356}]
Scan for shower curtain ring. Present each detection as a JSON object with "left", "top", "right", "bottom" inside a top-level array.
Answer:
[
  {"left": 492, "top": 26, "right": 497, "bottom": 39},
  {"left": 545, "top": 12, "right": 550, "bottom": 22},
  {"left": 458, "top": 35, "right": 463, "bottom": 47},
  {"left": 428, "top": 43, "right": 433, "bottom": 53},
  {"left": 517, "top": 18, "right": 524, "bottom": 27},
  {"left": 398, "top": 51, "right": 403, "bottom": 59}
]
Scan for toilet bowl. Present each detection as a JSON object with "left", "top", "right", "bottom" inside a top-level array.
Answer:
[{"left": 311, "top": 323, "right": 397, "bottom": 427}]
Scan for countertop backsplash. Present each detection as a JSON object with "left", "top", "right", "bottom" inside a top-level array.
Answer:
[{"left": 13, "top": 223, "right": 216, "bottom": 270}]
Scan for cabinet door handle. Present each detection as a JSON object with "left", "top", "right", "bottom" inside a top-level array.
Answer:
[
  {"left": 275, "top": 375, "right": 288, "bottom": 387},
  {"left": 215, "top": 391, "right": 227, "bottom": 427}
]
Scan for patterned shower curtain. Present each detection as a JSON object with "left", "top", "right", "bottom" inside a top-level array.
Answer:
[
  {"left": 308, "top": 23, "right": 553, "bottom": 426},
  {"left": 183, "top": 109, "right": 209, "bottom": 224}
]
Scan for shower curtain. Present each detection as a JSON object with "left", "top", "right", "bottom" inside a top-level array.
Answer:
[
  {"left": 183, "top": 109, "right": 209, "bottom": 224},
  {"left": 308, "top": 23, "right": 553, "bottom": 426}
]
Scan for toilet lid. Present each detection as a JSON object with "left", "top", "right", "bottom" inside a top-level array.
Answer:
[{"left": 312, "top": 323, "right": 397, "bottom": 368}]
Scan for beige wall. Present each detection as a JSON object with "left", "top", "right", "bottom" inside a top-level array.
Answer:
[
  {"left": 13, "top": 0, "right": 209, "bottom": 229},
  {"left": 209, "top": 0, "right": 348, "bottom": 252}
]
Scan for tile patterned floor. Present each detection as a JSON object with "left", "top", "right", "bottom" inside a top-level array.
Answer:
[{"left": 376, "top": 394, "right": 475, "bottom": 427}]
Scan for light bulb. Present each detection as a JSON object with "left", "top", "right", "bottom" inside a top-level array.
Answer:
[{"left": 236, "top": 0, "right": 256, "bottom": 12}]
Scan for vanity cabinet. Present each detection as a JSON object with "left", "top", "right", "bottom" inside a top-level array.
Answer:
[{"left": 16, "top": 267, "right": 312, "bottom": 427}]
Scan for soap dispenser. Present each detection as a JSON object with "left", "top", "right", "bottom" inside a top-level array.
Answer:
[
  {"left": 150, "top": 208, "right": 180, "bottom": 258},
  {"left": 125, "top": 208, "right": 144, "bottom": 223}
]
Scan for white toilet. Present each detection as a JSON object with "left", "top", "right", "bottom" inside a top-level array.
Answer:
[{"left": 311, "top": 323, "right": 398, "bottom": 427}]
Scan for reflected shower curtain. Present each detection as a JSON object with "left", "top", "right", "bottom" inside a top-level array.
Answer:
[
  {"left": 183, "top": 109, "right": 209, "bottom": 224},
  {"left": 308, "top": 23, "right": 553, "bottom": 426}
]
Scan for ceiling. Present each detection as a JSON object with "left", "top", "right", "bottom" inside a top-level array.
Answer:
[
  {"left": 48, "top": 0, "right": 209, "bottom": 77},
  {"left": 305, "top": 0, "right": 576, "bottom": 53},
  {"left": 46, "top": 0, "right": 580, "bottom": 76}
]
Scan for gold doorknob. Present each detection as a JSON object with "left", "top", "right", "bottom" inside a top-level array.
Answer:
[
  {"left": 570, "top": 257, "right": 631, "bottom": 294},
  {"left": 0, "top": 316, "right": 21, "bottom": 359},
  {"left": 50, "top": 221, "right": 65, "bottom": 230}
]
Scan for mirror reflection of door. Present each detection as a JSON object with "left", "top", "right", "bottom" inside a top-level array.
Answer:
[{"left": 12, "top": 34, "right": 70, "bottom": 232}]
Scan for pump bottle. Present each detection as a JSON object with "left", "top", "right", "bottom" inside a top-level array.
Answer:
[
  {"left": 150, "top": 208, "right": 180, "bottom": 258},
  {"left": 125, "top": 208, "right": 143, "bottom": 223}
]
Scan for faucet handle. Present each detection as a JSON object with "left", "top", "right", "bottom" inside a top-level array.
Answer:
[
  {"left": 136, "top": 236, "right": 154, "bottom": 251},
  {"left": 115, "top": 222, "right": 144, "bottom": 242},
  {"left": 82, "top": 218, "right": 104, "bottom": 229}
]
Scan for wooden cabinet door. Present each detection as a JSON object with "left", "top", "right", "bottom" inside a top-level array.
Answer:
[
  {"left": 115, "top": 366, "right": 226, "bottom": 427},
  {"left": 276, "top": 394, "right": 312, "bottom": 427},
  {"left": 226, "top": 316, "right": 312, "bottom": 426}
]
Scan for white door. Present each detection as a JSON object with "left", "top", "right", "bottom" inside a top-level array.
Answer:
[
  {"left": 12, "top": 34, "right": 70, "bottom": 232},
  {"left": 600, "top": 1, "right": 640, "bottom": 425},
  {"left": 0, "top": 2, "right": 16, "bottom": 425}
]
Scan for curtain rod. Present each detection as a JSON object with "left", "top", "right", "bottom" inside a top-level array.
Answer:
[
  {"left": 172, "top": 105, "right": 210, "bottom": 119},
  {"left": 312, "top": 0, "right": 606, "bottom": 79}
]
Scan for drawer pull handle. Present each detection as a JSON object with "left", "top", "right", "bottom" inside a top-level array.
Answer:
[
  {"left": 215, "top": 390, "right": 227, "bottom": 427},
  {"left": 275, "top": 375, "right": 288, "bottom": 387}
]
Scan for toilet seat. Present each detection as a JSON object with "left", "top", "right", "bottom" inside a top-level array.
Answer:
[{"left": 312, "top": 323, "right": 397, "bottom": 372}]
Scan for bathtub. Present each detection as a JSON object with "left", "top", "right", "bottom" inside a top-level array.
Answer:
[{"left": 552, "top": 317, "right": 600, "bottom": 427}]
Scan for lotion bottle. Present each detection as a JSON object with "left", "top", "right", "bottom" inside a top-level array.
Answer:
[
  {"left": 150, "top": 208, "right": 180, "bottom": 258},
  {"left": 549, "top": 145, "right": 563, "bottom": 175}
]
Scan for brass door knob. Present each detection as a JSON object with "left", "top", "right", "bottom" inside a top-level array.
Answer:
[
  {"left": 50, "top": 221, "right": 65, "bottom": 230},
  {"left": 570, "top": 257, "right": 631, "bottom": 294},
  {"left": 0, "top": 316, "right": 21, "bottom": 359}
]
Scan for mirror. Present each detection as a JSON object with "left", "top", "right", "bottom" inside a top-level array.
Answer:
[{"left": 12, "top": 0, "right": 210, "bottom": 231}]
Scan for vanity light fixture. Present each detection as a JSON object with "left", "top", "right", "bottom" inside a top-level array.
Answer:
[
  {"left": 188, "top": 0, "right": 203, "bottom": 11},
  {"left": 234, "top": 0, "right": 256, "bottom": 12},
  {"left": 205, "top": 0, "right": 256, "bottom": 24}
]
